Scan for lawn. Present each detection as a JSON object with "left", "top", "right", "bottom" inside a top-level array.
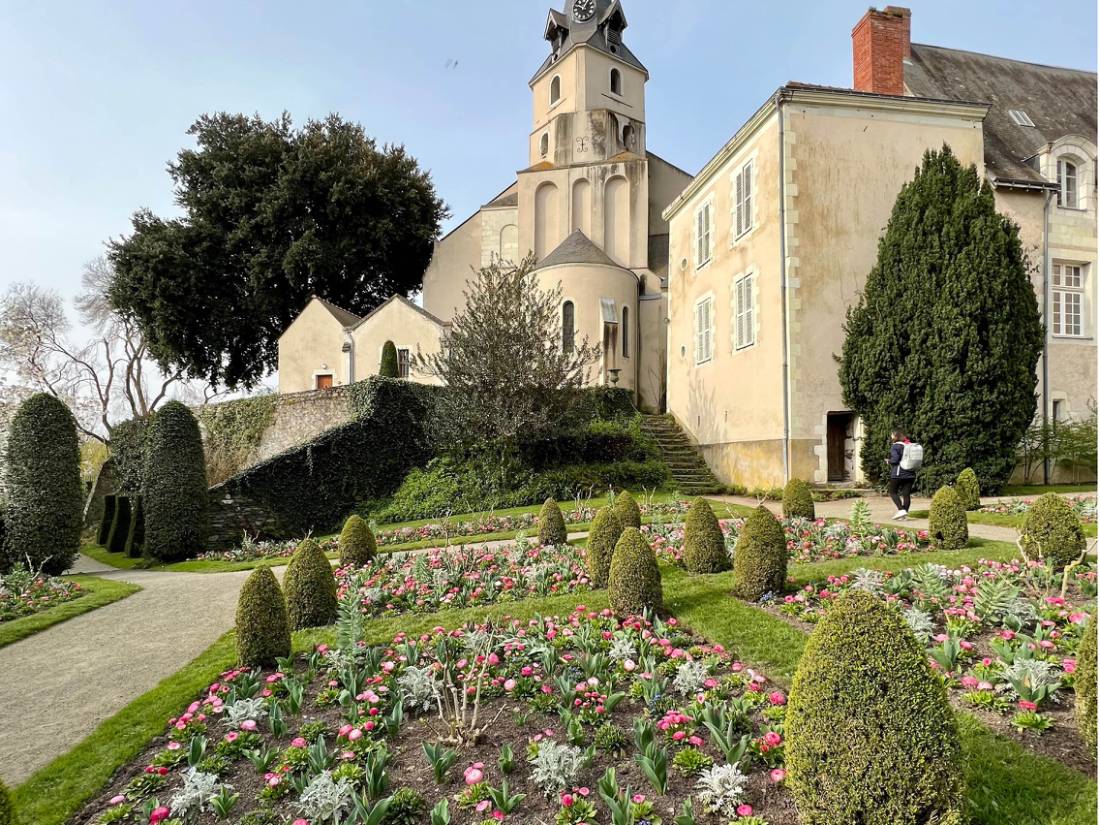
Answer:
[
  {"left": 908, "top": 508, "right": 1098, "bottom": 538},
  {"left": 1000, "top": 484, "right": 1096, "bottom": 496},
  {"left": 0, "top": 575, "right": 140, "bottom": 649}
]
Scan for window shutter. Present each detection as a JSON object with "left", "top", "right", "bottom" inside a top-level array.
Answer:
[
  {"left": 734, "top": 171, "right": 744, "bottom": 237},
  {"left": 743, "top": 162, "right": 752, "bottom": 233}
]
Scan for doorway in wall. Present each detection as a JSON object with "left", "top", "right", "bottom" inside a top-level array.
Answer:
[
  {"left": 315, "top": 374, "right": 334, "bottom": 390},
  {"left": 826, "top": 412, "right": 854, "bottom": 482}
]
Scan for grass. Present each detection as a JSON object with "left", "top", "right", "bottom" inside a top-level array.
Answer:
[
  {"left": 80, "top": 544, "right": 147, "bottom": 570},
  {"left": 1001, "top": 483, "right": 1096, "bottom": 496},
  {"left": 0, "top": 575, "right": 140, "bottom": 649},
  {"left": 908, "top": 509, "right": 1098, "bottom": 539}
]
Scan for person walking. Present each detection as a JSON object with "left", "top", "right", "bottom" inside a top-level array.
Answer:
[{"left": 887, "top": 428, "right": 918, "bottom": 519}]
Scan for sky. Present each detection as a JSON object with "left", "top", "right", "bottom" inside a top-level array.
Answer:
[{"left": 1, "top": 0, "right": 1096, "bottom": 309}]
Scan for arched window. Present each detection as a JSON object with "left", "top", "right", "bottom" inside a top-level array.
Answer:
[
  {"left": 610, "top": 68, "right": 622, "bottom": 95},
  {"left": 539, "top": 133, "right": 549, "bottom": 157},
  {"left": 550, "top": 75, "right": 561, "bottom": 105},
  {"left": 1058, "top": 157, "right": 1079, "bottom": 208},
  {"left": 622, "top": 306, "right": 629, "bottom": 357},
  {"left": 622, "top": 124, "right": 636, "bottom": 150},
  {"left": 562, "top": 301, "right": 575, "bottom": 353}
]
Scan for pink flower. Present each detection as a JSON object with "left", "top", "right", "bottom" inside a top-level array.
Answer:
[
  {"left": 768, "top": 691, "right": 786, "bottom": 706},
  {"left": 292, "top": 737, "right": 307, "bottom": 748},
  {"left": 293, "top": 820, "right": 309, "bottom": 825},
  {"left": 632, "top": 794, "right": 646, "bottom": 804},
  {"left": 504, "top": 678, "right": 517, "bottom": 691},
  {"left": 110, "top": 795, "right": 126, "bottom": 805},
  {"left": 1064, "top": 658, "right": 1078, "bottom": 675},
  {"left": 561, "top": 793, "right": 575, "bottom": 807},
  {"left": 166, "top": 741, "right": 181, "bottom": 751},
  {"left": 465, "top": 763, "right": 485, "bottom": 785},
  {"left": 149, "top": 807, "right": 171, "bottom": 825},
  {"left": 240, "top": 719, "right": 257, "bottom": 732},
  {"left": 736, "top": 804, "right": 754, "bottom": 816},
  {"left": 1018, "top": 700, "right": 1038, "bottom": 712},
  {"left": 770, "top": 768, "right": 786, "bottom": 782},
  {"left": 764, "top": 731, "right": 783, "bottom": 747},
  {"left": 476, "top": 800, "right": 491, "bottom": 813}
]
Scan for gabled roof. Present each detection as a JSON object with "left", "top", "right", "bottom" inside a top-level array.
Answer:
[
  {"left": 904, "top": 43, "right": 1097, "bottom": 188},
  {"left": 349, "top": 294, "right": 447, "bottom": 332},
  {"left": 537, "top": 229, "right": 623, "bottom": 269},
  {"left": 312, "top": 295, "right": 362, "bottom": 328},
  {"left": 532, "top": 0, "right": 647, "bottom": 84}
]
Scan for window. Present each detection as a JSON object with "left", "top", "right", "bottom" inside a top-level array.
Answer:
[
  {"left": 1051, "top": 262, "right": 1086, "bottom": 337},
  {"left": 733, "top": 273, "right": 755, "bottom": 349},
  {"left": 1057, "top": 158, "right": 1079, "bottom": 208},
  {"left": 694, "top": 199, "right": 713, "bottom": 268},
  {"left": 1008, "top": 109, "right": 1035, "bottom": 127},
  {"left": 562, "top": 301, "right": 575, "bottom": 353},
  {"left": 622, "top": 306, "right": 629, "bottom": 357},
  {"left": 1052, "top": 399, "right": 1066, "bottom": 425},
  {"left": 550, "top": 75, "right": 561, "bottom": 105},
  {"left": 693, "top": 296, "right": 714, "bottom": 364},
  {"left": 539, "top": 133, "right": 549, "bottom": 157},
  {"left": 397, "top": 348, "right": 410, "bottom": 379},
  {"left": 610, "top": 68, "right": 622, "bottom": 95},
  {"left": 733, "top": 160, "right": 753, "bottom": 238}
]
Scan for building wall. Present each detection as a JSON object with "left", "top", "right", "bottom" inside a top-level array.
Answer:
[
  {"left": 481, "top": 206, "right": 521, "bottom": 267},
  {"left": 277, "top": 300, "right": 353, "bottom": 394},
  {"left": 422, "top": 210, "right": 485, "bottom": 323},
  {"left": 637, "top": 295, "right": 665, "bottom": 412},
  {"left": 350, "top": 300, "right": 446, "bottom": 386}
]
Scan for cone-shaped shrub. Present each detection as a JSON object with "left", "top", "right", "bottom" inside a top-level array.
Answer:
[
  {"left": 97, "top": 495, "right": 117, "bottom": 546},
  {"left": 338, "top": 515, "right": 377, "bottom": 567},
  {"left": 0, "top": 777, "right": 12, "bottom": 825},
  {"left": 236, "top": 566, "right": 291, "bottom": 667},
  {"left": 143, "top": 401, "right": 208, "bottom": 562},
  {"left": 733, "top": 505, "right": 787, "bottom": 600},
  {"left": 612, "top": 490, "right": 642, "bottom": 529},
  {"left": 586, "top": 506, "right": 623, "bottom": 588},
  {"left": 782, "top": 478, "right": 815, "bottom": 519},
  {"left": 955, "top": 468, "right": 981, "bottom": 511},
  {"left": 380, "top": 340, "right": 399, "bottom": 378},
  {"left": 608, "top": 527, "right": 662, "bottom": 615},
  {"left": 284, "top": 538, "right": 338, "bottom": 629},
  {"left": 786, "top": 590, "right": 964, "bottom": 825},
  {"left": 928, "top": 486, "right": 968, "bottom": 550},
  {"left": 4, "top": 393, "right": 82, "bottom": 574},
  {"left": 682, "top": 498, "right": 729, "bottom": 573},
  {"left": 106, "top": 496, "right": 132, "bottom": 554},
  {"left": 1076, "top": 615, "right": 1097, "bottom": 752},
  {"left": 538, "top": 498, "right": 568, "bottom": 546},
  {"left": 125, "top": 496, "right": 145, "bottom": 558},
  {"left": 1020, "top": 493, "right": 1086, "bottom": 569}
]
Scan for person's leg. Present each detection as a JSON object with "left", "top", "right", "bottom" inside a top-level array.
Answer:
[
  {"left": 888, "top": 478, "right": 903, "bottom": 513},
  {"left": 899, "top": 479, "right": 914, "bottom": 513}
]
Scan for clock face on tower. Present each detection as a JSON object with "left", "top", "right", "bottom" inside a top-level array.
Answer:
[{"left": 572, "top": 0, "right": 595, "bottom": 22}]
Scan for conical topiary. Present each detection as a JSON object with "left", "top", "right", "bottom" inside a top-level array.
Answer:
[
  {"left": 928, "top": 486, "right": 968, "bottom": 550},
  {"left": 782, "top": 478, "right": 815, "bottom": 520},
  {"left": 338, "top": 515, "right": 377, "bottom": 567},
  {"left": 236, "top": 566, "right": 291, "bottom": 667},
  {"left": 1076, "top": 615, "right": 1097, "bottom": 752},
  {"left": 786, "top": 590, "right": 965, "bottom": 825},
  {"left": 955, "top": 468, "right": 980, "bottom": 511},
  {"left": 608, "top": 527, "right": 662, "bottom": 616},
  {"left": 586, "top": 506, "right": 623, "bottom": 588},
  {"left": 682, "top": 498, "right": 729, "bottom": 573},
  {"left": 612, "top": 490, "right": 641, "bottom": 529},
  {"left": 143, "top": 400, "right": 208, "bottom": 562},
  {"left": 1020, "top": 493, "right": 1087, "bottom": 570},
  {"left": 283, "top": 538, "right": 338, "bottom": 629},
  {"left": 538, "top": 498, "right": 568, "bottom": 546},
  {"left": 733, "top": 506, "right": 787, "bottom": 600},
  {"left": 380, "top": 340, "right": 399, "bottom": 378}
]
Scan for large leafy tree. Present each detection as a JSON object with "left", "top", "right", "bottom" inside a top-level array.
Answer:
[
  {"left": 839, "top": 146, "right": 1043, "bottom": 491},
  {"left": 109, "top": 113, "right": 447, "bottom": 389}
]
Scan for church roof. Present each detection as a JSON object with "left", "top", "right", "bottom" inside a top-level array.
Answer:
[
  {"left": 904, "top": 43, "right": 1097, "bottom": 188},
  {"left": 349, "top": 294, "right": 447, "bottom": 332},
  {"left": 532, "top": 1, "right": 647, "bottom": 83},
  {"left": 537, "top": 229, "right": 624, "bottom": 269},
  {"left": 312, "top": 295, "right": 362, "bottom": 328}
]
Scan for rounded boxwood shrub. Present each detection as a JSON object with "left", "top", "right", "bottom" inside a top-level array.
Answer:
[
  {"left": 236, "top": 565, "right": 291, "bottom": 667},
  {"left": 612, "top": 490, "right": 642, "bottom": 529},
  {"left": 586, "top": 506, "right": 623, "bottom": 588},
  {"left": 682, "top": 498, "right": 729, "bottom": 573},
  {"left": 608, "top": 527, "right": 662, "bottom": 615},
  {"left": 143, "top": 401, "right": 208, "bottom": 562},
  {"left": 96, "top": 494, "right": 117, "bottom": 546},
  {"left": 106, "top": 496, "right": 132, "bottom": 554},
  {"left": 1020, "top": 493, "right": 1086, "bottom": 569},
  {"left": 733, "top": 505, "right": 787, "bottom": 600},
  {"left": 284, "top": 538, "right": 338, "bottom": 629},
  {"left": 928, "top": 486, "right": 968, "bottom": 550},
  {"left": 955, "top": 468, "right": 981, "bottom": 511},
  {"left": 538, "top": 497, "right": 568, "bottom": 546},
  {"left": 1076, "top": 615, "right": 1097, "bottom": 751},
  {"left": 338, "top": 514, "right": 377, "bottom": 567},
  {"left": 379, "top": 340, "right": 399, "bottom": 378},
  {"left": 786, "top": 589, "right": 965, "bottom": 825},
  {"left": 782, "top": 478, "right": 815, "bottom": 519}
]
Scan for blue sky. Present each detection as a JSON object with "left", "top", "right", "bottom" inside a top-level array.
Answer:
[{"left": 2, "top": 0, "right": 1095, "bottom": 304}]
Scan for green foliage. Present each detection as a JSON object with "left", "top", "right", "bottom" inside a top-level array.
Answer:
[
  {"left": 3, "top": 393, "right": 82, "bottom": 574},
  {"left": 538, "top": 498, "right": 568, "bottom": 546},
  {"left": 197, "top": 394, "right": 277, "bottom": 485},
  {"left": 928, "top": 486, "right": 968, "bottom": 550},
  {"left": 283, "top": 538, "right": 338, "bottom": 629},
  {"left": 384, "top": 787, "right": 426, "bottom": 825},
  {"left": 955, "top": 468, "right": 981, "bottom": 510},
  {"left": 106, "top": 496, "right": 132, "bottom": 554},
  {"left": 732, "top": 506, "right": 787, "bottom": 600},
  {"left": 0, "top": 778, "right": 11, "bottom": 825},
  {"left": 235, "top": 566, "right": 291, "bottom": 667},
  {"left": 612, "top": 490, "right": 642, "bottom": 529},
  {"left": 786, "top": 590, "right": 964, "bottom": 825},
  {"left": 586, "top": 507, "right": 624, "bottom": 589},
  {"left": 338, "top": 514, "right": 377, "bottom": 567},
  {"left": 109, "top": 417, "right": 149, "bottom": 494},
  {"left": 1019, "top": 493, "right": 1086, "bottom": 569},
  {"left": 782, "top": 479, "right": 815, "bottom": 519},
  {"left": 125, "top": 497, "right": 145, "bottom": 558},
  {"left": 1076, "top": 616, "right": 1097, "bottom": 752},
  {"left": 97, "top": 495, "right": 117, "bottom": 546},
  {"left": 838, "top": 146, "right": 1043, "bottom": 491},
  {"left": 607, "top": 527, "right": 662, "bottom": 615},
  {"left": 143, "top": 401, "right": 208, "bottom": 561},
  {"left": 380, "top": 341, "right": 399, "bottom": 378},
  {"left": 682, "top": 498, "right": 729, "bottom": 574}
]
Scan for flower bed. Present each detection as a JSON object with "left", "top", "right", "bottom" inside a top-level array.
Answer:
[
  {"left": 979, "top": 495, "right": 1097, "bottom": 523},
  {"left": 0, "top": 567, "right": 83, "bottom": 622},
  {"left": 647, "top": 515, "right": 930, "bottom": 567},
  {"left": 76, "top": 608, "right": 795, "bottom": 825},
  {"left": 194, "top": 536, "right": 340, "bottom": 565},
  {"left": 775, "top": 558, "right": 1097, "bottom": 763}
]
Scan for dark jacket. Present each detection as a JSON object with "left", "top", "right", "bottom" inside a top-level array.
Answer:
[{"left": 889, "top": 441, "right": 917, "bottom": 480}]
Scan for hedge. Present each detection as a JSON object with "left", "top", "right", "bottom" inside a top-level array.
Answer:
[
  {"left": 782, "top": 479, "right": 815, "bottom": 519},
  {"left": 733, "top": 506, "right": 787, "bottom": 600},
  {"left": 682, "top": 497, "right": 729, "bottom": 573},
  {"left": 96, "top": 495, "right": 117, "bottom": 546},
  {"left": 608, "top": 527, "right": 662, "bottom": 615},
  {"left": 538, "top": 498, "right": 568, "bottom": 546},
  {"left": 109, "top": 416, "right": 149, "bottom": 494},
  {"left": 283, "top": 538, "right": 338, "bottom": 629},
  {"left": 125, "top": 496, "right": 145, "bottom": 558},
  {"left": 1019, "top": 493, "right": 1087, "bottom": 569},
  {"left": 338, "top": 515, "right": 377, "bottom": 567},
  {"left": 236, "top": 566, "right": 291, "bottom": 667},
  {"left": 928, "top": 486, "right": 968, "bottom": 550},
  {"left": 380, "top": 341, "right": 399, "bottom": 378},
  {"left": 4, "top": 393, "right": 83, "bottom": 575},
  {"left": 143, "top": 402, "right": 208, "bottom": 561},
  {"left": 105, "top": 496, "right": 132, "bottom": 554},
  {"left": 955, "top": 468, "right": 981, "bottom": 511},
  {"left": 1076, "top": 615, "right": 1097, "bottom": 752},
  {"left": 612, "top": 490, "right": 642, "bottom": 529},
  {"left": 586, "top": 506, "right": 623, "bottom": 588}
]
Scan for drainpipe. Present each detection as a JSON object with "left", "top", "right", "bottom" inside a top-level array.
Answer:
[
  {"left": 343, "top": 331, "right": 356, "bottom": 385},
  {"left": 1042, "top": 188, "right": 1052, "bottom": 485},
  {"left": 776, "top": 91, "right": 792, "bottom": 483}
]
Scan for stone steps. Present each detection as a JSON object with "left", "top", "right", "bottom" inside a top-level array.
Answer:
[{"left": 641, "top": 414, "right": 725, "bottom": 495}]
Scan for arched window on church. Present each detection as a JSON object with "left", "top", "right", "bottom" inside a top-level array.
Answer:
[
  {"left": 610, "top": 68, "right": 622, "bottom": 95},
  {"left": 550, "top": 75, "right": 561, "bottom": 105},
  {"left": 562, "top": 301, "right": 575, "bottom": 354},
  {"left": 540, "top": 133, "right": 549, "bottom": 157}
]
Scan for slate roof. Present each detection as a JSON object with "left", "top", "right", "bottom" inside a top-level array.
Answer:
[
  {"left": 537, "top": 229, "right": 623, "bottom": 269},
  {"left": 532, "top": 1, "right": 647, "bottom": 83},
  {"left": 313, "top": 295, "right": 361, "bottom": 328},
  {"left": 904, "top": 44, "right": 1098, "bottom": 187},
  {"left": 350, "top": 294, "right": 447, "bottom": 332}
]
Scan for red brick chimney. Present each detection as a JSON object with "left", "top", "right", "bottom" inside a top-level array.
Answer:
[{"left": 852, "top": 6, "right": 911, "bottom": 96}]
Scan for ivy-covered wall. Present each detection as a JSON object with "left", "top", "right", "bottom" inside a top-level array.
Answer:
[{"left": 198, "top": 394, "right": 278, "bottom": 485}]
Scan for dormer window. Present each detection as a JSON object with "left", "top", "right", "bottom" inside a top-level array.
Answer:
[
  {"left": 610, "top": 68, "right": 622, "bottom": 95},
  {"left": 1058, "top": 158, "right": 1079, "bottom": 208},
  {"left": 549, "top": 75, "right": 561, "bottom": 105}
]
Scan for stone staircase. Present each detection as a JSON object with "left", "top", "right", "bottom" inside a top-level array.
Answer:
[{"left": 640, "top": 414, "right": 724, "bottom": 495}]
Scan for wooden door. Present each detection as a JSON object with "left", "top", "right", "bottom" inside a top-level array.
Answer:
[
  {"left": 827, "top": 413, "right": 851, "bottom": 482},
  {"left": 315, "top": 374, "right": 334, "bottom": 390}
]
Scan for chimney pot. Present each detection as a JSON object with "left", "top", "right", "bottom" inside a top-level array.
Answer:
[{"left": 852, "top": 6, "right": 911, "bottom": 96}]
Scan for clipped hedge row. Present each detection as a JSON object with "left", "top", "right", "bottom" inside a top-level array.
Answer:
[{"left": 143, "top": 402, "right": 208, "bottom": 561}]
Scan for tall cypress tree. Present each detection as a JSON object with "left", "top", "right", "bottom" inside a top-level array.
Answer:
[
  {"left": 839, "top": 146, "right": 1043, "bottom": 491},
  {"left": 379, "top": 340, "right": 399, "bottom": 378}
]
